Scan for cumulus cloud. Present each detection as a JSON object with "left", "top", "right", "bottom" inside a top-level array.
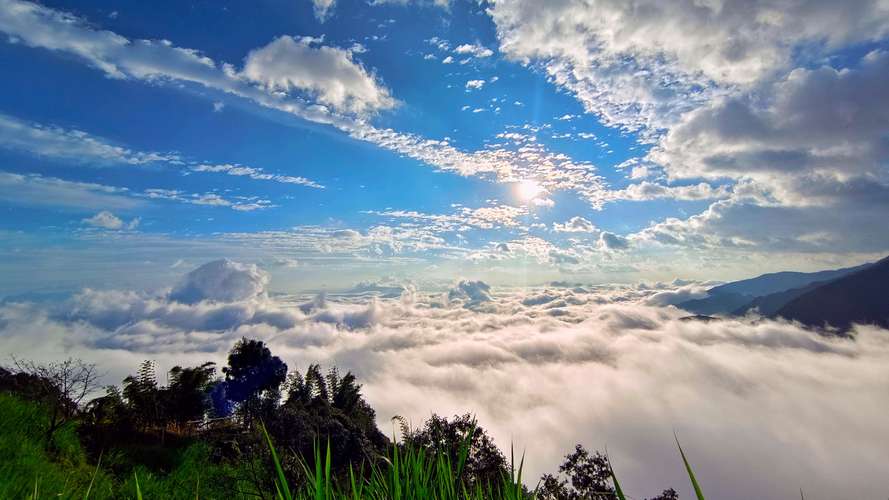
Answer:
[
  {"left": 597, "top": 231, "right": 629, "bottom": 251},
  {"left": 553, "top": 216, "right": 596, "bottom": 233},
  {"left": 169, "top": 259, "right": 269, "bottom": 304},
  {"left": 1, "top": 270, "right": 888, "bottom": 500},
  {"left": 650, "top": 51, "right": 889, "bottom": 204},
  {"left": 242, "top": 35, "right": 395, "bottom": 115}
]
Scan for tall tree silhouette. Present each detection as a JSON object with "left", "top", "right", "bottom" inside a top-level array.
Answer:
[
  {"left": 165, "top": 362, "right": 217, "bottom": 426},
  {"left": 221, "top": 338, "right": 287, "bottom": 423},
  {"left": 122, "top": 360, "right": 163, "bottom": 430}
]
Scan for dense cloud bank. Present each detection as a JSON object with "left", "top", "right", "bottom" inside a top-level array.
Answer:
[{"left": 1, "top": 262, "right": 888, "bottom": 499}]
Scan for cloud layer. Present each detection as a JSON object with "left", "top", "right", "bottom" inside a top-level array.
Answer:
[{"left": 1, "top": 261, "right": 887, "bottom": 499}]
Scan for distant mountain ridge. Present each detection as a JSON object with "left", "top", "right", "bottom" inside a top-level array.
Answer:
[
  {"left": 706, "top": 263, "right": 872, "bottom": 297},
  {"left": 774, "top": 255, "right": 889, "bottom": 332},
  {"left": 677, "top": 258, "right": 889, "bottom": 332},
  {"left": 677, "top": 262, "right": 871, "bottom": 316},
  {"left": 731, "top": 280, "right": 829, "bottom": 317}
]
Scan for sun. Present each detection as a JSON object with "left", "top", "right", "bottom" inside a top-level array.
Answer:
[{"left": 515, "top": 179, "right": 543, "bottom": 201}]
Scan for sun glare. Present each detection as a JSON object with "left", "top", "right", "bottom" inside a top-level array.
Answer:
[{"left": 516, "top": 179, "right": 543, "bottom": 201}]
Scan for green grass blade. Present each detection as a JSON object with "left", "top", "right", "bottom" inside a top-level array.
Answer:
[
  {"left": 324, "top": 438, "right": 332, "bottom": 500},
  {"left": 609, "top": 463, "right": 627, "bottom": 500},
  {"left": 134, "top": 472, "right": 143, "bottom": 500},
  {"left": 260, "top": 422, "right": 293, "bottom": 500},
  {"left": 675, "top": 435, "right": 705, "bottom": 500},
  {"left": 314, "top": 439, "right": 322, "bottom": 500},
  {"left": 83, "top": 451, "right": 102, "bottom": 500}
]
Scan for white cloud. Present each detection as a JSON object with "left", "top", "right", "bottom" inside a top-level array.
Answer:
[
  {"left": 81, "top": 210, "right": 139, "bottom": 230},
  {"left": 608, "top": 181, "right": 731, "bottom": 202},
  {"left": 442, "top": 56, "right": 454, "bottom": 64},
  {"left": 0, "top": 113, "right": 181, "bottom": 165},
  {"left": 553, "top": 216, "right": 596, "bottom": 233},
  {"left": 242, "top": 35, "right": 395, "bottom": 115},
  {"left": 447, "top": 279, "right": 493, "bottom": 304},
  {"left": 488, "top": 0, "right": 889, "bottom": 133},
  {"left": 531, "top": 197, "right": 555, "bottom": 208},
  {"left": 454, "top": 43, "right": 494, "bottom": 58},
  {"left": 82, "top": 211, "right": 123, "bottom": 230},
  {"left": 312, "top": 0, "right": 336, "bottom": 21},
  {"left": 0, "top": 171, "right": 140, "bottom": 211},
  {"left": 650, "top": 51, "right": 889, "bottom": 204},
  {"left": 597, "top": 231, "right": 630, "bottom": 251},
  {"left": 368, "top": 203, "right": 529, "bottom": 232},
  {"left": 465, "top": 79, "right": 485, "bottom": 90},
  {"left": 370, "top": 0, "right": 451, "bottom": 7},
  {"left": 142, "top": 189, "right": 275, "bottom": 211},
  {"left": 625, "top": 51, "right": 889, "bottom": 255},
  {"left": 190, "top": 164, "right": 324, "bottom": 189},
  {"left": 0, "top": 113, "right": 324, "bottom": 190},
  {"left": 169, "top": 259, "right": 268, "bottom": 304}
]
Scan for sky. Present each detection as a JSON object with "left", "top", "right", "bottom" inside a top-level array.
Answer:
[
  {"left": 1, "top": 0, "right": 888, "bottom": 296},
  {"left": 3, "top": 1, "right": 889, "bottom": 497}
]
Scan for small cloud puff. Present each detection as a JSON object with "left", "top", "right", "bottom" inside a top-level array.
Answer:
[
  {"left": 447, "top": 279, "right": 493, "bottom": 304},
  {"left": 82, "top": 211, "right": 139, "bottom": 230}
]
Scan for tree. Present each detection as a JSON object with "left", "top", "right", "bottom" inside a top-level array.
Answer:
[
  {"left": 538, "top": 444, "right": 677, "bottom": 500},
  {"left": 401, "top": 413, "right": 508, "bottom": 491},
  {"left": 648, "top": 488, "right": 679, "bottom": 500},
  {"left": 538, "top": 445, "right": 615, "bottom": 500},
  {"left": 264, "top": 364, "right": 388, "bottom": 478},
  {"left": 8, "top": 357, "right": 100, "bottom": 445},
  {"left": 122, "top": 360, "right": 163, "bottom": 430},
  {"left": 221, "top": 338, "right": 287, "bottom": 423},
  {"left": 165, "top": 362, "right": 217, "bottom": 426}
]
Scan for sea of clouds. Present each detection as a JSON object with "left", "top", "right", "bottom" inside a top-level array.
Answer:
[{"left": 1, "top": 259, "right": 888, "bottom": 499}]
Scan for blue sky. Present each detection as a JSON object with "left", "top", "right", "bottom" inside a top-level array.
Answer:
[{"left": 1, "top": 0, "right": 888, "bottom": 294}]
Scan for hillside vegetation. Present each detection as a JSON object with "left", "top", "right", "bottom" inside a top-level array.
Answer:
[{"left": 0, "top": 338, "right": 687, "bottom": 499}]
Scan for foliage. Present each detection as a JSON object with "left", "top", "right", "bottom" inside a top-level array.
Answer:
[
  {"left": 535, "top": 444, "right": 679, "bottom": 500},
  {"left": 263, "top": 364, "right": 388, "bottom": 479},
  {"left": 262, "top": 420, "right": 529, "bottom": 500},
  {"left": 399, "top": 413, "right": 509, "bottom": 492},
  {"left": 221, "top": 337, "right": 288, "bottom": 422},
  {"left": 0, "top": 338, "right": 691, "bottom": 499},
  {"left": 0, "top": 393, "right": 113, "bottom": 498},
  {"left": 2, "top": 357, "right": 100, "bottom": 444}
]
